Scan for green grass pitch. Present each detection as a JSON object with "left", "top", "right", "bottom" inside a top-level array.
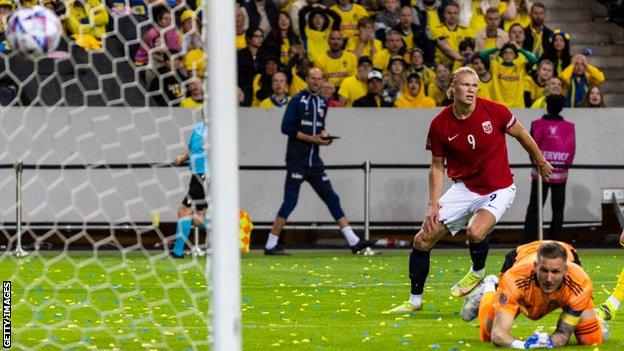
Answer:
[{"left": 1, "top": 249, "right": 623, "bottom": 350}]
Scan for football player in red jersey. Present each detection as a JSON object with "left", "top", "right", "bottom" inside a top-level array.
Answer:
[{"left": 385, "top": 67, "right": 554, "bottom": 314}]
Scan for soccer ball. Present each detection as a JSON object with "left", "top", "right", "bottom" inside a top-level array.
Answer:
[{"left": 6, "top": 6, "right": 62, "bottom": 57}]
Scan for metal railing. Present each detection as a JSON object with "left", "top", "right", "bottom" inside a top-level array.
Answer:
[{"left": 4, "top": 161, "right": 624, "bottom": 256}]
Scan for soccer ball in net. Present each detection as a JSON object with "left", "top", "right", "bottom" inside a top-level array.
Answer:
[{"left": 6, "top": 6, "right": 62, "bottom": 57}]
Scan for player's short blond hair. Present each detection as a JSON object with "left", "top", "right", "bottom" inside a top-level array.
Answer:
[{"left": 446, "top": 66, "right": 479, "bottom": 100}]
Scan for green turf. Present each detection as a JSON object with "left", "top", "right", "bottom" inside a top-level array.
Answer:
[{"left": 1, "top": 249, "right": 623, "bottom": 350}]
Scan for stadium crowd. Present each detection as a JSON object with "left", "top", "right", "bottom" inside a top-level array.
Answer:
[
  {"left": 0, "top": 0, "right": 611, "bottom": 107},
  {"left": 235, "top": 0, "right": 608, "bottom": 109}
]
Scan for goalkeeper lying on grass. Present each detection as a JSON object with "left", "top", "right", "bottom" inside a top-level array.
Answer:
[{"left": 460, "top": 241, "right": 606, "bottom": 349}]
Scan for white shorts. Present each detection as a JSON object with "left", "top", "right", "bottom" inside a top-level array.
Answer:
[{"left": 438, "top": 182, "right": 516, "bottom": 235}]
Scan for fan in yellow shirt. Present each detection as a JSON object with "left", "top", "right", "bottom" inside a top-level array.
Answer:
[
  {"left": 524, "top": 59, "right": 554, "bottom": 106},
  {"left": 314, "top": 30, "right": 358, "bottom": 88},
  {"left": 235, "top": 5, "right": 247, "bottom": 49},
  {"left": 345, "top": 17, "right": 383, "bottom": 59},
  {"left": 477, "top": 43, "right": 537, "bottom": 108},
  {"left": 431, "top": 2, "right": 475, "bottom": 66},
  {"left": 426, "top": 63, "right": 451, "bottom": 106},
  {"left": 466, "top": 0, "right": 514, "bottom": 33},
  {"left": 289, "top": 56, "right": 311, "bottom": 96},
  {"left": 530, "top": 76, "right": 562, "bottom": 109},
  {"left": 298, "top": 4, "right": 341, "bottom": 63},
  {"left": 394, "top": 73, "right": 436, "bottom": 108},
  {"left": 504, "top": 0, "right": 531, "bottom": 31},
  {"left": 407, "top": 48, "right": 436, "bottom": 95},
  {"left": 471, "top": 55, "right": 493, "bottom": 100},
  {"left": 372, "top": 30, "right": 409, "bottom": 74},
  {"left": 420, "top": 0, "right": 442, "bottom": 33},
  {"left": 66, "top": 0, "right": 110, "bottom": 51},
  {"left": 330, "top": 0, "right": 369, "bottom": 40},
  {"left": 259, "top": 72, "right": 291, "bottom": 108},
  {"left": 338, "top": 56, "right": 373, "bottom": 107},
  {"left": 180, "top": 77, "right": 204, "bottom": 108}
]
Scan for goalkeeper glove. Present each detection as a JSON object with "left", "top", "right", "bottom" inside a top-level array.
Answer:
[{"left": 523, "top": 332, "right": 554, "bottom": 349}]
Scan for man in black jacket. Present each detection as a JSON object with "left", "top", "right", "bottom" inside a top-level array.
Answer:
[
  {"left": 522, "top": 2, "right": 554, "bottom": 59},
  {"left": 392, "top": 5, "right": 435, "bottom": 67},
  {"left": 353, "top": 70, "right": 393, "bottom": 107},
  {"left": 264, "top": 67, "right": 377, "bottom": 255},
  {"left": 237, "top": 27, "right": 270, "bottom": 106}
]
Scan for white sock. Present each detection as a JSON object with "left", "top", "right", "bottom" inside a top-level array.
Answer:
[
  {"left": 265, "top": 233, "right": 279, "bottom": 250},
  {"left": 607, "top": 296, "right": 621, "bottom": 310},
  {"left": 341, "top": 226, "right": 360, "bottom": 246},
  {"left": 471, "top": 267, "right": 485, "bottom": 276},
  {"left": 409, "top": 294, "right": 422, "bottom": 307},
  {"left": 484, "top": 280, "right": 497, "bottom": 293}
]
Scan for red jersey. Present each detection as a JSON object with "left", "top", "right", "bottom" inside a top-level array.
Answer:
[{"left": 426, "top": 98, "right": 516, "bottom": 195}]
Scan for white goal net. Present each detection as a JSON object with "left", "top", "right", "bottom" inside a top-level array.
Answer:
[{"left": 0, "top": 1, "right": 240, "bottom": 350}]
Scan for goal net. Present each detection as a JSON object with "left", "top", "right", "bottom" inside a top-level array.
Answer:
[{"left": 0, "top": 1, "right": 240, "bottom": 350}]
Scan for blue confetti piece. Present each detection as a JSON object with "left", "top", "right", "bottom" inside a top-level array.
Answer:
[{"left": 430, "top": 342, "right": 440, "bottom": 350}]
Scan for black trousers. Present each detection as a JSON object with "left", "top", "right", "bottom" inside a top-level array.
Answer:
[{"left": 522, "top": 179, "right": 567, "bottom": 243}]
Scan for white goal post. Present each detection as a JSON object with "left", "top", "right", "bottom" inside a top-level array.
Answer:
[{"left": 206, "top": 1, "right": 241, "bottom": 350}]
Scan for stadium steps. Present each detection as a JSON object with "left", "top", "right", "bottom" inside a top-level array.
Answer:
[
  {"left": 548, "top": 9, "right": 593, "bottom": 23},
  {"left": 548, "top": 21, "right": 624, "bottom": 38},
  {"left": 600, "top": 80, "right": 624, "bottom": 93},
  {"left": 604, "top": 93, "right": 624, "bottom": 106},
  {"left": 569, "top": 32, "right": 615, "bottom": 46},
  {"left": 602, "top": 68, "right": 624, "bottom": 80},
  {"left": 570, "top": 44, "right": 624, "bottom": 56},
  {"left": 587, "top": 55, "right": 624, "bottom": 68},
  {"left": 541, "top": 0, "right": 609, "bottom": 11}
]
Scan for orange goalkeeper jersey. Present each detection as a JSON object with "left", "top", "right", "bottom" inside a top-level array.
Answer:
[
  {"left": 494, "top": 260, "right": 594, "bottom": 321},
  {"left": 513, "top": 240, "right": 579, "bottom": 266}
]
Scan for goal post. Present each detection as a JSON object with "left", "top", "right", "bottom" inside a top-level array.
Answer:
[{"left": 206, "top": 0, "right": 241, "bottom": 350}]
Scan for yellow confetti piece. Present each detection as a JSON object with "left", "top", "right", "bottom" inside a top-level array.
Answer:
[
  {"left": 379, "top": 322, "right": 386, "bottom": 326},
  {"left": 404, "top": 334, "right": 412, "bottom": 338}
]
